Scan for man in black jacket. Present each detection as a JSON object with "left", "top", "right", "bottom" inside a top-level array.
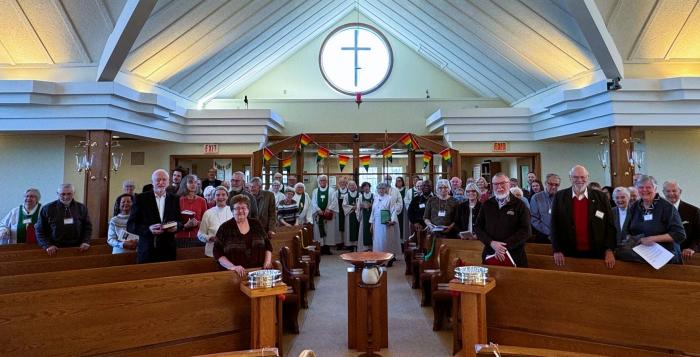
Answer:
[
  {"left": 550, "top": 165, "right": 616, "bottom": 268},
  {"left": 128, "top": 169, "right": 183, "bottom": 263},
  {"left": 662, "top": 180, "right": 700, "bottom": 260},
  {"left": 36, "top": 183, "right": 92, "bottom": 256},
  {"left": 475, "top": 173, "right": 531, "bottom": 267}
]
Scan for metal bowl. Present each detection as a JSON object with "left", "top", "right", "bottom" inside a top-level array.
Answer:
[
  {"left": 247, "top": 269, "right": 282, "bottom": 289},
  {"left": 454, "top": 266, "right": 488, "bottom": 286}
]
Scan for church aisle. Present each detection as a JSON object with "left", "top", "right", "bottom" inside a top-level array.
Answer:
[{"left": 286, "top": 250, "right": 452, "bottom": 356}]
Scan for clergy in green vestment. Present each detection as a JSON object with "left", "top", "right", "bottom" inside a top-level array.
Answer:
[
  {"left": 357, "top": 182, "right": 374, "bottom": 252},
  {"left": 343, "top": 180, "right": 361, "bottom": 251}
]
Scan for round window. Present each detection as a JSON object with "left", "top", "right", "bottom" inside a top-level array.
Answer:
[{"left": 319, "top": 23, "right": 393, "bottom": 95}]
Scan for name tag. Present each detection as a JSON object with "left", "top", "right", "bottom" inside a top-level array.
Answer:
[
  {"left": 595, "top": 210, "right": 604, "bottom": 219},
  {"left": 320, "top": 195, "right": 325, "bottom": 200},
  {"left": 438, "top": 210, "right": 446, "bottom": 217},
  {"left": 22, "top": 218, "right": 32, "bottom": 224},
  {"left": 507, "top": 210, "right": 514, "bottom": 216},
  {"left": 644, "top": 214, "right": 653, "bottom": 221},
  {"left": 419, "top": 203, "right": 426, "bottom": 209},
  {"left": 64, "top": 218, "right": 74, "bottom": 225},
  {"left": 548, "top": 208, "right": 551, "bottom": 215}
]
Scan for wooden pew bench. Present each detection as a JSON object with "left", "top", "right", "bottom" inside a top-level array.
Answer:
[
  {"left": 0, "top": 271, "right": 256, "bottom": 357},
  {"left": 0, "top": 238, "right": 106, "bottom": 252},
  {"left": 0, "top": 243, "right": 114, "bottom": 262},
  {"left": 485, "top": 266, "right": 700, "bottom": 356},
  {"left": 0, "top": 246, "right": 206, "bottom": 277}
]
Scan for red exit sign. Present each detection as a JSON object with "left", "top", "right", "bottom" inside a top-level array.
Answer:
[
  {"left": 492, "top": 142, "right": 507, "bottom": 152},
  {"left": 203, "top": 144, "right": 219, "bottom": 154}
]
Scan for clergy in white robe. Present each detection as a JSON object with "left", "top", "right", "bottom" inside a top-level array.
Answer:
[
  {"left": 370, "top": 183, "right": 402, "bottom": 258},
  {"left": 293, "top": 183, "right": 312, "bottom": 225},
  {"left": 311, "top": 175, "right": 340, "bottom": 249},
  {"left": 356, "top": 182, "right": 374, "bottom": 252},
  {"left": 197, "top": 187, "right": 233, "bottom": 257},
  {"left": 342, "top": 180, "right": 361, "bottom": 249},
  {"left": 334, "top": 176, "right": 349, "bottom": 247}
]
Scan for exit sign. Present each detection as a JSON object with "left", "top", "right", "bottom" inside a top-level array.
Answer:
[
  {"left": 203, "top": 144, "right": 219, "bottom": 154},
  {"left": 492, "top": 142, "right": 507, "bottom": 152}
]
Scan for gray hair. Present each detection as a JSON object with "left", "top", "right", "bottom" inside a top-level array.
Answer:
[
  {"left": 214, "top": 185, "right": 229, "bottom": 196},
  {"left": 232, "top": 171, "right": 246, "bottom": 181},
  {"left": 58, "top": 183, "right": 74, "bottom": 193},
  {"left": 25, "top": 187, "right": 41, "bottom": 201},
  {"left": 465, "top": 182, "right": 480, "bottom": 195},
  {"left": 510, "top": 187, "right": 524, "bottom": 198},
  {"left": 492, "top": 172, "right": 509, "bottom": 182},
  {"left": 122, "top": 180, "right": 135, "bottom": 188},
  {"left": 203, "top": 186, "right": 216, "bottom": 200},
  {"left": 376, "top": 182, "right": 389, "bottom": 190},
  {"left": 568, "top": 165, "right": 589, "bottom": 177},
  {"left": 635, "top": 175, "right": 657, "bottom": 189},
  {"left": 177, "top": 174, "right": 201, "bottom": 196},
  {"left": 294, "top": 182, "right": 306, "bottom": 190},
  {"left": 613, "top": 186, "right": 630, "bottom": 198},
  {"left": 250, "top": 177, "right": 263, "bottom": 186},
  {"left": 436, "top": 179, "right": 451, "bottom": 190},
  {"left": 663, "top": 180, "right": 681, "bottom": 191},
  {"left": 151, "top": 169, "right": 169, "bottom": 181},
  {"left": 545, "top": 173, "right": 561, "bottom": 182}
]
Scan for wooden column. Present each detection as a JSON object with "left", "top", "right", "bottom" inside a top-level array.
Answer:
[
  {"left": 608, "top": 126, "right": 633, "bottom": 187},
  {"left": 240, "top": 283, "right": 286, "bottom": 350},
  {"left": 84, "top": 130, "right": 112, "bottom": 239},
  {"left": 449, "top": 148, "right": 460, "bottom": 180},
  {"left": 407, "top": 150, "right": 416, "bottom": 184},
  {"left": 252, "top": 151, "right": 263, "bottom": 178},
  {"left": 352, "top": 142, "right": 360, "bottom": 183},
  {"left": 296, "top": 146, "right": 304, "bottom": 183},
  {"left": 449, "top": 279, "right": 496, "bottom": 357}
]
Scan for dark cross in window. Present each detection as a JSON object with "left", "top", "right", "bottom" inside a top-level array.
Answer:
[{"left": 341, "top": 29, "right": 371, "bottom": 87}]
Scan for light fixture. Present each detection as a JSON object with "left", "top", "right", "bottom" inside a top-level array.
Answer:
[
  {"left": 74, "top": 136, "right": 124, "bottom": 176},
  {"left": 111, "top": 140, "right": 123, "bottom": 173},
  {"left": 623, "top": 137, "right": 644, "bottom": 172},
  {"left": 597, "top": 137, "right": 609, "bottom": 170}
]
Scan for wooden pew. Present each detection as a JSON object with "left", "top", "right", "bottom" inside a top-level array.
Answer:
[
  {"left": 0, "top": 243, "right": 114, "bottom": 261},
  {"left": 0, "top": 246, "right": 206, "bottom": 277},
  {"left": 0, "top": 271, "right": 254, "bottom": 357},
  {"left": 0, "top": 257, "right": 218, "bottom": 295},
  {"left": 485, "top": 266, "right": 700, "bottom": 356},
  {"left": 475, "top": 344, "right": 606, "bottom": 357},
  {"left": 0, "top": 238, "right": 106, "bottom": 252}
]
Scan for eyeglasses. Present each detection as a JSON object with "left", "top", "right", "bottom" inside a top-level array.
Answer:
[
  {"left": 437, "top": 186, "right": 450, "bottom": 190},
  {"left": 466, "top": 190, "right": 477, "bottom": 193},
  {"left": 546, "top": 182, "right": 560, "bottom": 187},
  {"left": 492, "top": 181, "right": 509, "bottom": 187}
]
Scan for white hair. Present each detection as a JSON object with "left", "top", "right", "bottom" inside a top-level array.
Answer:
[
  {"left": 58, "top": 183, "right": 75, "bottom": 193},
  {"left": 613, "top": 186, "right": 630, "bottom": 198},
  {"left": 510, "top": 187, "right": 524, "bottom": 198}
]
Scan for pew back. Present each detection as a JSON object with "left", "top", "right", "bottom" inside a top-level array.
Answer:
[
  {"left": 0, "top": 239, "right": 106, "bottom": 252},
  {"left": 0, "top": 243, "right": 113, "bottom": 261},
  {"left": 486, "top": 266, "right": 700, "bottom": 356},
  {"left": 0, "top": 257, "right": 218, "bottom": 295},
  {"left": 0, "top": 271, "right": 251, "bottom": 357}
]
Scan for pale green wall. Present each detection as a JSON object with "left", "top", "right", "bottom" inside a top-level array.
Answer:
[
  {"left": 644, "top": 129, "right": 700, "bottom": 204},
  {"left": 233, "top": 11, "right": 481, "bottom": 100},
  {"left": 0, "top": 135, "right": 66, "bottom": 216}
]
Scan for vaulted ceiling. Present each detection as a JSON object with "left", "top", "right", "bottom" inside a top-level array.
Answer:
[{"left": 0, "top": 0, "right": 698, "bottom": 105}]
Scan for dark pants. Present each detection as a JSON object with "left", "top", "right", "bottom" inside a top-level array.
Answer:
[{"left": 137, "top": 236, "right": 177, "bottom": 263}]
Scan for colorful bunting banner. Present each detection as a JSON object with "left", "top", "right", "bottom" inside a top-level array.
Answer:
[
  {"left": 360, "top": 155, "right": 371, "bottom": 172},
  {"left": 263, "top": 148, "right": 273, "bottom": 162},
  {"left": 439, "top": 148, "right": 452, "bottom": 164},
  {"left": 300, "top": 134, "right": 312, "bottom": 148},
  {"left": 423, "top": 151, "right": 432, "bottom": 169},
  {"left": 281, "top": 157, "right": 292, "bottom": 173},
  {"left": 400, "top": 133, "right": 414, "bottom": 151},
  {"left": 317, "top": 146, "right": 330, "bottom": 163},
  {"left": 338, "top": 155, "right": 349, "bottom": 172},
  {"left": 381, "top": 147, "right": 393, "bottom": 163}
]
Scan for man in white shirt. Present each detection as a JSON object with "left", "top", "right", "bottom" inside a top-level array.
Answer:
[
  {"left": 611, "top": 186, "right": 631, "bottom": 246},
  {"left": 663, "top": 180, "right": 700, "bottom": 259}
]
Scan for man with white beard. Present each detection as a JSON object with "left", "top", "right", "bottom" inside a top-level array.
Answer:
[
  {"left": 311, "top": 175, "right": 339, "bottom": 254},
  {"left": 474, "top": 173, "right": 531, "bottom": 267}
]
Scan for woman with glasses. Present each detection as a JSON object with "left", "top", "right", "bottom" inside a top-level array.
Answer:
[
  {"left": 423, "top": 179, "right": 459, "bottom": 238},
  {"left": 455, "top": 183, "right": 482, "bottom": 239}
]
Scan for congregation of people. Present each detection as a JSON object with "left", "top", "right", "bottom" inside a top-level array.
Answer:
[{"left": 1, "top": 162, "right": 698, "bottom": 272}]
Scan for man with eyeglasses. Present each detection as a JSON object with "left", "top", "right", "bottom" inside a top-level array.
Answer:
[
  {"left": 227, "top": 171, "right": 258, "bottom": 219},
  {"left": 529, "top": 173, "right": 561, "bottom": 243},
  {"left": 550, "top": 165, "right": 616, "bottom": 268},
  {"left": 36, "top": 183, "right": 92, "bottom": 256},
  {"left": 475, "top": 173, "right": 531, "bottom": 267}
]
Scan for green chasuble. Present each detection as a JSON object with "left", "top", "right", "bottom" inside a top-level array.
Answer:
[
  {"left": 337, "top": 189, "right": 346, "bottom": 232},
  {"left": 316, "top": 188, "right": 329, "bottom": 237},
  {"left": 347, "top": 192, "right": 360, "bottom": 242},
  {"left": 361, "top": 193, "right": 373, "bottom": 246},
  {"left": 17, "top": 204, "right": 40, "bottom": 244}
]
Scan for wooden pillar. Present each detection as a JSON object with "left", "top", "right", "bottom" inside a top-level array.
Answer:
[
  {"left": 296, "top": 146, "right": 304, "bottom": 183},
  {"left": 83, "top": 130, "right": 112, "bottom": 240},
  {"left": 608, "top": 126, "right": 633, "bottom": 187},
  {"left": 353, "top": 142, "right": 360, "bottom": 183},
  {"left": 408, "top": 150, "right": 416, "bottom": 186},
  {"left": 252, "top": 151, "right": 263, "bottom": 178},
  {"left": 449, "top": 149, "right": 460, "bottom": 180},
  {"left": 449, "top": 279, "right": 496, "bottom": 357},
  {"left": 428, "top": 154, "right": 435, "bottom": 182},
  {"left": 240, "top": 283, "right": 287, "bottom": 350}
]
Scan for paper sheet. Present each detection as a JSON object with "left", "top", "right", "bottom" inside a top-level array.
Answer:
[{"left": 633, "top": 243, "right": 674, "bottom": 270}]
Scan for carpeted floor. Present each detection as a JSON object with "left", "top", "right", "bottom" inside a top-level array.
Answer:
[{"left": 284, "top": 249, "right": 453, "bottom": 356}]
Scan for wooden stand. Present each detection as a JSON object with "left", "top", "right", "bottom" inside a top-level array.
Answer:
[
  {"left": 449, "top": 278, "right": 496, "bottom": 357},
  {"left": 240, "top": 283, "right": 287, "bottom": 350}
]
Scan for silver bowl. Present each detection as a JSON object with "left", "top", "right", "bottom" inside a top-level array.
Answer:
[
  {"left": 247, "top": 269, "right": 282, "bottom": 288},
  {"left": 454, "top": 266, "right": 488, "bottom": 286}
]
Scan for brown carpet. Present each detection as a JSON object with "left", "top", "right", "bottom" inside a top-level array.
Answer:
[{"left": 285, "top": 249, "right": 452, "bottom": 356}]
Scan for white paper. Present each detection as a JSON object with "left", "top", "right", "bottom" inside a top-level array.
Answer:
[
  {"left": 204, "top": 243, "right": 214, "bottom": 257},
  {"left": 430, "top": 225, "right": 447, "bottom": 233},
  {"left": 633, "top": 243, "right": 674, "bottom": 270}
]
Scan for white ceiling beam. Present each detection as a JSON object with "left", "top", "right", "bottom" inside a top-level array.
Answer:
[
  {"left": 565, "top": 0, "right": 624, "bottom": 80},
  {"left": 96, "top": 0, "right": 157, "bottom": 81}
]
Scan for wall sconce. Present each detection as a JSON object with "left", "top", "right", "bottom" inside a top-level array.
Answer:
[
  {"left": 597, "top": 137, "right": 609, "bottom": 170},
  {"left": 623, "top": 137, "right": 644, "bottom": 172},
  {"left": 74, "top": 139, "right": 97, "bottom": 173},
  {"left": 110, "top": 140, "right": 123, "bottom": 172}
]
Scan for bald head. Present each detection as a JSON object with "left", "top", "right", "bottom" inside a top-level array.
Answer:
[
  {"left": 569, "top": 165, "right": 589, "bottom": 194},
  {"left": 662, "top": 180, "right": 682, "bottom": 205}
]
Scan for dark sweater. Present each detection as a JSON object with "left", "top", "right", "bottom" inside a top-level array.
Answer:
[
  {"left": 475, "top": 194, "right": 531, "bottom": 267},
  {"left": 214, "top": 218, "right": 272, "bottom": 269}
]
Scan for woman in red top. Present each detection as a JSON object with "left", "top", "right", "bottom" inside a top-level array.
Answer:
[{"left": 175, "top": 175, "right": 208, "bottom": 248}]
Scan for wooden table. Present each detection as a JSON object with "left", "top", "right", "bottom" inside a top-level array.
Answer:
[
  {"left": 449, "top": 278, "right": 496, "bottom": 357},
  {"left": 340, "top": 252, "right": 393, "bottom": 356}
]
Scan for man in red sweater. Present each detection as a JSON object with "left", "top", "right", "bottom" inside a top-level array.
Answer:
[{"left": 550, "top": 165, "right": 617, "bottom": 268}]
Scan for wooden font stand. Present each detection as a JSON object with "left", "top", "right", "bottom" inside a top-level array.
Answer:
[
  {"left": 240, "top": 283, "right": 287, "bottom": 349},
  {"left": 449, "top": 278, "right": 496, "bottom": 357}
]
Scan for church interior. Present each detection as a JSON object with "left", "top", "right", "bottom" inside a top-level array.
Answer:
[{"left": 1, "top": 0, "right": 699, "bottom": 356}]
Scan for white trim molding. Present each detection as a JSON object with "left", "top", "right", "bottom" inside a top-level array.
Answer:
[{"left": 0, "top": 80, "right": 284, "bottom": 144}]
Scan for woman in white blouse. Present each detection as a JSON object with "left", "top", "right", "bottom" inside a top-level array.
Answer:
[
  {"left": 198, "top": 186, "right": 233, "bottom": 257},
  {"left": 107, "top": 194, "right": 139, "bottom": 254}
]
